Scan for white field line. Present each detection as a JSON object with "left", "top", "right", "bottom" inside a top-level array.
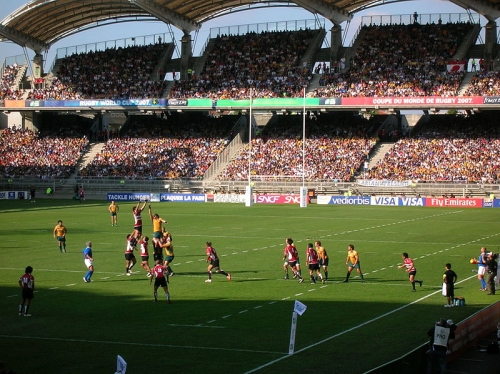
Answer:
[{"left": 244, "top": 274, "right": 477, "bottom": 374}]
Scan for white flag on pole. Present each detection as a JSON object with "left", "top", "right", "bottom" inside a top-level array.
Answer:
[
  {"left": 294, "top": 300, "right": 307, "bottom": 316},
  {"left": 115, "top": 355, "right": 127, "bottom": 374}
]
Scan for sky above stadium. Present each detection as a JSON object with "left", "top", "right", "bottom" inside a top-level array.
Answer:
[{"left": 0, "top": 0, "right": 473, "bottom": 71}]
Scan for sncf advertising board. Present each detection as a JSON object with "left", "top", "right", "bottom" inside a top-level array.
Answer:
[{"left": 254, "top": 194, "right": 301, "bottom": 204}]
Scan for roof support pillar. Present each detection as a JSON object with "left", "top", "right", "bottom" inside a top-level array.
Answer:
[
  {"left": 329, "top": 24, "right": 342, "bottom": 63},
  {"left": 180, "top": 32, "right": 193, "bottom": 81},
  {"left": 484, "top": 20, "right": 497, "bottom": 66}
]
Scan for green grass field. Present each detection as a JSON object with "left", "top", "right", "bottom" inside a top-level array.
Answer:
[{"left": 1, "top": 199, "right": 498, "bottom": 374}]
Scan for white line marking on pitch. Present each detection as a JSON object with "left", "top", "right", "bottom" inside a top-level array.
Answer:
[
  {"left": 244, "top": 274, "right": 478, "bottom": 373},
  {"left": 167, "top": 324, "right": 225, "bottom": 329},
  {"left": 0, "top": 335, "right": 283, "bottom": 355}
]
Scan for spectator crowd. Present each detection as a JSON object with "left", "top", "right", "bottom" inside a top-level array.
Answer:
[
  {"left": 2, "top": 110, "right": 500, "bottom": 184},
  {"left": 27, "top": 43, "right": 169, "bottom": 100},
  {"left": 366, "top": 113, "right": 500, "bottom": 183},
  {"left": 463, "top": 70, "right": 500, "bottom": 96},
  {"left": 217, "top": 113, "right": 376, "bottom": 182},
  {"left": 0, "top": 64, "right": 24, "bottom": 100},
  {"left": 169, "top": 29, "right": 317, "bottom": 100},
  {"left": 79, "top": 113, "right": 233, "bottom": 179},
  {"left": 5, "top": 22, "right": 500, "bottom": 100},
  {"left": 0, "top": 127, "right": 88, "bottom": 178},
  {"left": 312, "top": 21, "right": 472, "bottom": 98}
]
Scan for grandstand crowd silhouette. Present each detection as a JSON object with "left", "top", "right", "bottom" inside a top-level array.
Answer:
[{"left": 2, "top": 19, "right": 500, "bottom": 185}]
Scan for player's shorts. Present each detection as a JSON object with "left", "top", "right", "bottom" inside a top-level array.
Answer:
[
  {"left": 153, "top": 232, "right": 162, "bottom": 239},
  {"left": 110, "top": 212, "right": 117, "bottom": 216},
  {"left": 125, "top": 253, "right": 136, "bottom": 261},
  {"left": 287, "top": 260, "right": 298, "bottom": 268},
  {"left": 478, "top": 266, "right": 486, "bottom": 276},
  {"left": 22, "top": 288, "right": 34, "bottom": 299},
  {"left": 134, "top": 225, "right": 142, "bottom": 233},
  {"left": 153, "top": 253, "right": 163, "bottom": 262},
  {"left": 309, "top": 263, "right": 320, "bottom": 271},
  {"left": 348, "top": 261, "right": 361, "bottom": 269},
  {"left": 141, "top": 256, "right": 149, "bottom": 262},
  {"left": 408, "top": 270, "right": 417, "bottom": 277},
  {"left": 84, "top": 259, "right": 93, "bottom": 268},
  {"left": 445, "top": 283, "right": 454, "bottom": 298},
  {"left": 154, "top": 277, "right": 167, "bottom": 288},
  {"left": 319, "top": 258, "right": 329, "bottom": 267},
  {"left": 164, "top": 255, "right": 174, "bottom": 263},
  {"left": 56, "top": 236, "right": 66, "bottom": 242},
  {"left": 210, "top": 259, "right": 220, "bottom": 268}
]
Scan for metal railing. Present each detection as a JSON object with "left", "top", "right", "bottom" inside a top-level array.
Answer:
[
  {"left": 1, "top": 54, "right": 28, "bottom": 81},
  {"left": 208, "top": 18, "right": 326, "bottom": 39},
  {"left": 50, "top": 32, "right": 176, "bottom": 72},
  {"left": 202, "top": 131, "right": 245, "bottom": 181},
  {"left": 360, "top": 13, "right": 480, "bottom": 27}
]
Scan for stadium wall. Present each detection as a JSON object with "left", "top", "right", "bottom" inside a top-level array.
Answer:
[{"left": 365, "top": 301, "right": 500, "bottom": 374}]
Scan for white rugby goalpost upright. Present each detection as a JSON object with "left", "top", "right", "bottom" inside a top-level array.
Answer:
[
  {"left": 245, "top": 89, "right": 253, "bottom": 207},
  {"left": 299, "top": 86, "right": 307, "bottom": 208}
]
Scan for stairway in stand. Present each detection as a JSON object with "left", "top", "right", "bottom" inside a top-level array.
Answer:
[{"left": 70, "top": 141, "right": 106, "bottom": 180}]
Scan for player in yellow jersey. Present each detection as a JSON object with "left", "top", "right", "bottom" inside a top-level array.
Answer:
[
  {"left": 149, "top": 204, "right": 167, "bottom": 248},
  {"left": 342, "top": 244, "right": 364, "bottom": 283},
  {"left": 53, "top": 220, "right": 67, "bottom": 253},
  {"left": 108, "top": 200, "right": 119, "bottom": 226},
  {"left": 315, "top": 241, "right": 329, "bottom": 281},
  {"left": 161, "top": 233, "right": 175, "bottom": 276}
]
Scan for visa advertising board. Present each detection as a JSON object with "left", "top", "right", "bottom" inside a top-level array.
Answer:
[{"left": 318, "top": 196, "right": 490, "bottom": 207}]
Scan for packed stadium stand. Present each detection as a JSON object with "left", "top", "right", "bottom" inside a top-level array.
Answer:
[
  {"left": 216, "top": 111, "right": 377, "bottom": 182},
  {"left": 27, "top": 43, "right": 171, "bottom": 100},
  {"left": 0, "top": 64, "right": 24, "bottom": 100},
  {"left": 0, "top": 125, "right": 88, "bottom": 178},
  {"left": 169, "top": 29, "right": 319, "bottom": 99},
  {"left": 312, "top": 21, "right": 473, "bottom": 98},
  {"left": 78, "top": 112, "right": 234, "bottom": 179},
  {"left": 366, "top": 111, "right": 500, "bottom": 183}
]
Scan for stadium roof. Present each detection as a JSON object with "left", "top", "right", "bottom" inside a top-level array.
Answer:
[{"left": 1, "top": 0, "right": 500, "bottom": 54}]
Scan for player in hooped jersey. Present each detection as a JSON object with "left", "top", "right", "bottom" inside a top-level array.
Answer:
[
  {"left": 205, "top": 241, "right": 231, "bottom": 283},
  {"left": 306, "top": 243, "right": 324, "bottom": 284},
  {"left": 139, "top": 236, "right": 152, "bottom": 277},
  {"left": 398, "top": 252, "right": 423, "bottom": 291},
  {"left": 150, "top": 260, "right": 171, "bottom": 303},
  {"left": 125, "top": 234, "right": 138, "bottom": 276},
  {"left": 283, "top": 238, "right": 304, "bottom": 283},
  {"left": 18, "top": 266, "right": 35, "bottom": 316},
  {"left": 131, "top": 200, "right": 148, "bottom": 238}
]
